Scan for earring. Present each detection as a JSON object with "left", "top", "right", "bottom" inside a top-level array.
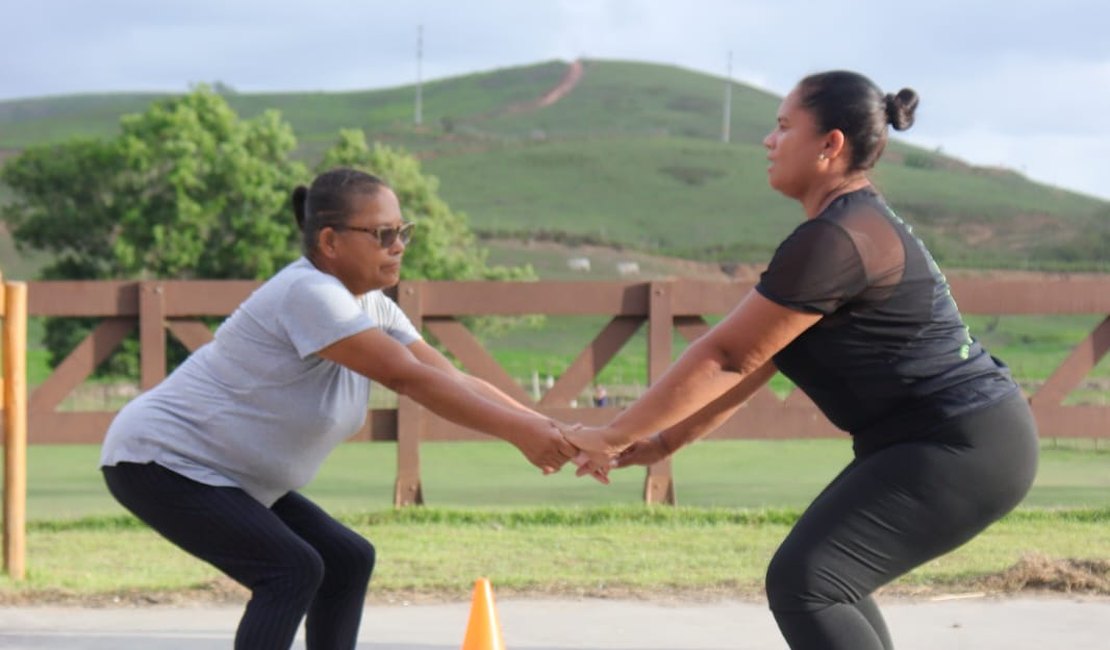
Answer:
[{"left": 818, "top": 153, "right": 827, "bottom": 162}]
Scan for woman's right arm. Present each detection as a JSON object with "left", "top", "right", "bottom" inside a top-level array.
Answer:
[
  {"left": 317, "top": 328, "right": 576, "bottom": 473},
  {"left": 562, "top": 290, "right": 820, "bottom": 478},
  {"left": 609, "top": 361, "right": 777, "bottom": 470}
]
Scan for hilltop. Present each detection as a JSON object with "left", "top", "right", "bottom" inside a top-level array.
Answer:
[{"left": 1, "top": 59, "right": 1108, "bottom": 279}]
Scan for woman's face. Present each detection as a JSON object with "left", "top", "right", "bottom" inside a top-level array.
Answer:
[
  {"left": 763, "top": 86, "right": 826, "bottom": 199},
  {"left": 330, "top": 188, "right": 408, "bottom": 294}
]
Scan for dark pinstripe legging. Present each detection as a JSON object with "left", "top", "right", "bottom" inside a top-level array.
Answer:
[{"left": 102, "top": 462, "right": 375, "bottom": 650}]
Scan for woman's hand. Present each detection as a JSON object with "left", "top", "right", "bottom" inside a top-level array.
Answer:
[
  {"left": 512, "top": 418, "right": 579, "bottom": 475},
  {"left": 557, "top": 424, "right": 632, "bottom": 483},
  {"left": 613, "top": 433, "right": 673, "bottom": 468}
]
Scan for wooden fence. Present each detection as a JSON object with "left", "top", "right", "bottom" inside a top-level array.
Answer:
[
  {"left": 3, "top": 275, "right": 1110, "bottom": 578},
  {"left": 16, "top": 277, "right": 1110, "bottom": 505}
]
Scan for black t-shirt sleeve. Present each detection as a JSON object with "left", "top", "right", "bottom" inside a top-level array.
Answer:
[{"left": 756, "top": 219, "right": 867, "bottom": 315}]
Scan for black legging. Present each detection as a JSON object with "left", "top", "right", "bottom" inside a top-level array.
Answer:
[
  {"left": 766, "top": 392, "right": 1039, "bottom": 649},
  {"left": 102, "top": 462, "right": 375, "bottom": 650}
]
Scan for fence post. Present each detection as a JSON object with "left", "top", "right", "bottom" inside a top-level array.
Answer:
[
  {"left": 139, "top": 281, "right": 167, "bottom": 390},
  {"left": 644, "top": 281, "right": 676, "bottom": 505},
  {"left": 3, "top": 280, "right": 28, "bottom": 579},
  {"left": 394, "top": 282, "right": 425, "bottom": 506}
]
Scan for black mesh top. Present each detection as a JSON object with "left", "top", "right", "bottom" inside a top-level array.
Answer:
[{"left": 756, "top": 187, "right": 1018, "bottom": 451}]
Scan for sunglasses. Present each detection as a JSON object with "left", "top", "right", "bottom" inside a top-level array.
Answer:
[{"left": 333, "top": 222, "right": 415, "bottom": 248}]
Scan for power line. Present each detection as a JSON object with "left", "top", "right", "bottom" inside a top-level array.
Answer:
[
  {"left": 414, "top": 24, "right": 424, "bottom": 126},
  {"left": 722, "top": 51, "right": 732, "bottom": 143}
]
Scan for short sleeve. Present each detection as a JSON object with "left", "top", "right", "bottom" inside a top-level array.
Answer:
[
  {"left": 365, "top": 291, "right": 423, "bottom": 346},
  {"left": 756, "top": 219, "right": 868, "bottom": 314},
  {"left": 278, "top": 274, "right": 378, "bottom": 358}
]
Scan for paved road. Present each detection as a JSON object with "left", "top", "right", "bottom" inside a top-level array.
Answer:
[{"left": 0, "top": 595, "right": 1107, "bottom": 649}]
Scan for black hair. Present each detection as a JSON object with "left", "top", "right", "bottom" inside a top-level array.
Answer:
[
  {"left": 797, "top": 71, "right": 919, "bottom": 172},
  {"left": 291, "top": 168, "right": 388, "bottom": 255}
]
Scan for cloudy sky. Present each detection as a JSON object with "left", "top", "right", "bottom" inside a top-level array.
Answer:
[{"left": 4, "top": 0, "right": 1108, "bottom": 200}]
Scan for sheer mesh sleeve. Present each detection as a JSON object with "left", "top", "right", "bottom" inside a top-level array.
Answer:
[{"left": 756, "top": 219, "right": 868, "bottom": 315}]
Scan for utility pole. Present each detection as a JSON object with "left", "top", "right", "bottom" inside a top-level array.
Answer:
[
  {"left": 721, "top": 51, "right": 732, "bottom": 143},
  {"left": 414, "top": 24, "right": 424, "bottom": 126}
]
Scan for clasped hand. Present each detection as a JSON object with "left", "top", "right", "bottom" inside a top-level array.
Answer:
[{"left": 521, "top": 419, "right": 674, "bottom": 485}]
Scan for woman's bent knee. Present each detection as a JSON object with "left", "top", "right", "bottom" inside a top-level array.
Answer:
[
  {"left": 278, "top": 546, "right": 326, "bottom": 602},
  {"left": 352, "top": 537, "right": 376, "bottom": 582},
  {"left": 766, "top": 545, "right": 856, "bottom": 613},
  {"left": 766, "top": 546, "right": 812, "bottom": 612}
]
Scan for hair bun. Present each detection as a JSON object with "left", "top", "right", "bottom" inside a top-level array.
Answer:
[
  {"left": 885, "top": 88, "right": 919, "bottom": 131},
  {"left": 291, "top": 185, "right": 309, "bottom": 230}
]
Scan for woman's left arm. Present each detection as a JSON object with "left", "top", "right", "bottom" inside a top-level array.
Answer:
[
  {"left": 407, "top": 341, "right": 540, "bottom": 414},
  {"left": 408, "top": 340, "right": 621, "bottom": 483}
]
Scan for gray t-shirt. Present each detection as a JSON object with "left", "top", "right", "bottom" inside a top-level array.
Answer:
[{"left": 100, "top": 257, "right": 422, "bottom": 506}]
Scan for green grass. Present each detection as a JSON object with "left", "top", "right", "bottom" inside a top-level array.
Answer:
[
  {"left": 422, "top": 136, "right": 801, "bottom": 260},
  {"left": 472, "top": 59, "right": 780, "bottom": 144},
  {"left": 2, "top": 506, "right": 1107, "bottom": 599},
  {"left": 17, "top": 439, "right": 1110, "bottom": 523},
  {"left": 2, "top": 440, "right": 1107, "bottom": 598}
]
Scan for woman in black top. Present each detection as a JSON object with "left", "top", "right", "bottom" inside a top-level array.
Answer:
[{"left": 566, "top": 70, "right": 1039, "bottom": 650}]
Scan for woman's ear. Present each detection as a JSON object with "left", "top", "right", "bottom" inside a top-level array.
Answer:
[
  {"left": 823, "top": 129, "right": 848, "bottom": 162},
  {"left": 318, "top": 227, "right": 340, "bottom": 258}
]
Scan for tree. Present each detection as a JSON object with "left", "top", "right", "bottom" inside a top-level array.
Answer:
[
  {"left": 1, "top": 86, "right": 306, "bottom": 372},
  {"left": 3, "top": 85, "right": 304, "bottom": 280},
  {"left": 110, "top": 88, "right": 305, "bottom": 279},
  {"left": 0, "top": 138, "right": 125, "bottom": 281}
]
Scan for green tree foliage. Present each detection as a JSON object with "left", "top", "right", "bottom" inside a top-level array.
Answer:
[
  {"left": 111, "top": 89, "right": 305, "bottom": 279},
  {"left": 0, "top": 138, "right": 124, "bottom": 280},
  {"left": 2, "top": 86, "right": 304, "bottom": 281},
  {"left": 2, "top": 88, "right": 309, "bottom": 374}
]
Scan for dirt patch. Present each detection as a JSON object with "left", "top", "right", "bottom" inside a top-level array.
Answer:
[
  {"left": 976, "top": 553, "right": 1110, "bottom": 594},
  {"left": 0, "top": 578, "right": 250, "bottom": 608}
]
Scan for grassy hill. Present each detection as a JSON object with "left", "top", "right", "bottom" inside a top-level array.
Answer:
[{"left": 1, "top": 59, "right": 1108, "bottom": 280}]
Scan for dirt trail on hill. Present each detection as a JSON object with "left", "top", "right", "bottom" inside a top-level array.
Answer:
[
  {"left": 416, "top": 60, "right": 584, "bottom": 161},
  {"left": 502, "top": 59, "right": 584, "bottom": 114},
  {"left": 459, "top": 59, "right": 584, "bottom": 126}
]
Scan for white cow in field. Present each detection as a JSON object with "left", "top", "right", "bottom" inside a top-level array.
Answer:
[
  {"left": 616, "top": 261, "right": 640, "bottom": 276},
  {"left": 567, "top": 257, "right": 591, "bottom": 272}
]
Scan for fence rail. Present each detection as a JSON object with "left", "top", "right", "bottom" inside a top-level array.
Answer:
[{"left": 13, "top": 277, "right": 1110, "bottom": 508}]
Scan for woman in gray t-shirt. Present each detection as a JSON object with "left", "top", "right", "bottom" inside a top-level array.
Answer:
[{"left": 100, "top": 168, "right": 577, "bottom": 649}]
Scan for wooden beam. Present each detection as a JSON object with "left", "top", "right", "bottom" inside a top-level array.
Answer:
[
  {"left": 644, "top": 282, "right": 676, "bottom": 505},
  {"left": 424, "top": 319, "right": 532, "bottom": 405},
  {"left": 1030, "top": 316, "right": 1110, "bottom": 408},
  {"left": 166, "top": 320, "right": 215, "bottom": 353},
  {"left": 3, "top": 282, "right": 28, "bottom": 579},
  {"left": 139, "top": 282, "right": 166, "bottom": 391},
  {"left": 28, "top": 319, "right": 135, "bottom": 414},
  {"left": 539, "top": 316, "right": 642, "bottom": 408},
  {"left": 418, "top": 281, "right": 652, "bottom": 316}
]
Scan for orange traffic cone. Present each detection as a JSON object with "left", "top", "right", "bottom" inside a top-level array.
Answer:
[{"left": 461, "top": 577, "right": 506, "bottom": 650}]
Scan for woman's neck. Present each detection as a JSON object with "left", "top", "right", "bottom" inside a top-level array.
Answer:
[{"left": 802, "top": 174, "right": 871, "bottom": 219}]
